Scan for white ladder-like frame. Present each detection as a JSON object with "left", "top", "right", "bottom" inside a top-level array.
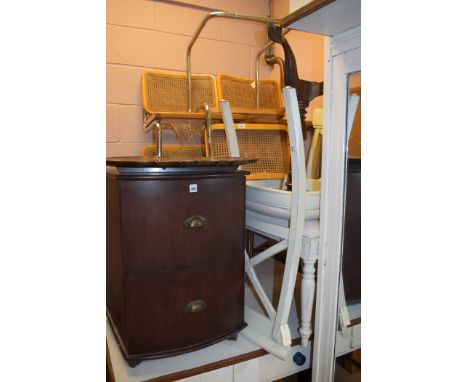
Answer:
[{"left": 220, "top": 87, "right": 314, "bottom": 353}]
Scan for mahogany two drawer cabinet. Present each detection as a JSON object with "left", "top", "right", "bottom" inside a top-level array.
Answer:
[{"left": 106, "top": 157, "right": 252, "bottom": 367}]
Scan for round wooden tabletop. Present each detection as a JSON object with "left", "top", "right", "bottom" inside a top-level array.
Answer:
[{"left": 106, "top": 156, "right": 257, "bottom": 168}]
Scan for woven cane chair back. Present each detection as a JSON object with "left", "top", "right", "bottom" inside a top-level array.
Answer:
[
  {"left": 142, "top": 70, "right": 218, "bottom": 113},
  {"left": 210, "top": 124, "right": 290, "bottom": 180},
  {"left": 216, "top": 74, "right": 283, "bottom": 110},
  {"left": 141, "top": 70, "right": 218, "bottom": 145}
]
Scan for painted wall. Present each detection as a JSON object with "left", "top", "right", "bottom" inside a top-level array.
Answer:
[
  {"left": 106, "top": 0, "right": 273, "bottom": 156},
  {"left": 106, "top": 0, "right": 324, "bottom": 156}
]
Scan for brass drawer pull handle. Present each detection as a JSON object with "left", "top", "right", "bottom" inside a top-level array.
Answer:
[
  {"left": 184, "top": 215, "right": 207, "bottom": 228},
  {"left": 184, "top": 299, "right": 207, "bottom": 313}
]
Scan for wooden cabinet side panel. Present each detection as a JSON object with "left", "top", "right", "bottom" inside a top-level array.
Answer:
[{"left": 106, "top": 175, "right": 127, "bottom": 347}]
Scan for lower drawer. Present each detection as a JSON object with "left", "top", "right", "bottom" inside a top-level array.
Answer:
[{"left": 115, "top": 257, "right": 245, "bottom": 359}]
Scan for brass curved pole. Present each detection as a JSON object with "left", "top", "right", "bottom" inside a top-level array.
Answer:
[{"left": 186, "top": 11, "right": 281, "bottom": 112}]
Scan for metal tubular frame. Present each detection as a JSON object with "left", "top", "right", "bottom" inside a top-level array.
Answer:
[
  {"left": 203, "top": 103, "right": 213, "bottom": 157},
  {"left": 155, "top": 120, "right": 162, "bottom": 157},
  {"left": 142, "top": 111, "right": 162, "bottom": 157},
  {"left": 186, "top": 11, "right": 281, "bottom": 112}
]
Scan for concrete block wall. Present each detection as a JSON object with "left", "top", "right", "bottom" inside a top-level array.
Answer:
[{"left": 106, "top": 0, "right": 273, "bottom": 156}]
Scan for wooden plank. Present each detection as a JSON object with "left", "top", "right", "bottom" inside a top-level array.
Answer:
[
  {"left": 336, "top": 349, "right": 361, "bottom": 374},
  {"left": 106, "top": 156, "right": 255, "bottom": 168},
  {"left": 281, "top": 0, "right": 336, "bottom": 28},
  {"left": 282, "top": 0, "right": 360, "bottom": 38},
  {"left": 107, "top": 340, "right": 116, "bottom": 382}
]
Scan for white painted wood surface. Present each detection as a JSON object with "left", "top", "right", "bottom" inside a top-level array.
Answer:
[
  {"left": 178, "top": 367, "right": 234, "bottom": 382},
  {"left": 241, "top": 307, "right": 290, "bottom": 360},
  {"left": 271, "top": 87, "right": 308, "bottom": 345},
  {"left": 335, "top": 323, "right": 361, "bottom": 357},
  {"left": 286, "top": 0, "right": 361, "bottom": 37},
  {"left": 336, "top": 91, "right": 360, "bottom": 343},
  {"left": 233, "top": 342, "right": 310, "bottom": 382},
  {"left": 299, "top": 251, "right": 316, "bottom": 347},
  {"left": 219, "top": 89, "right": 321, "bottom": 355},
  {"left": 282, "top": 4, "right": 364, "bottom": 377},
  {"left": 219, "top": 100, "right": 240, "bottom": 157},
  {"left": 311, "top": 27, "right": 361, "bottom": 382}
]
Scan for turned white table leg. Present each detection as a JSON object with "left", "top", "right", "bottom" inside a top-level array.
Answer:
[{"left": 299, "top": 254, "right": 316, "bottom": 347}]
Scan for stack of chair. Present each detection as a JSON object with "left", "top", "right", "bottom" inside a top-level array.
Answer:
[
  {"left": 140, "top": 71, "right": 286, "bottom": 158},
  {"left": 210, "top": 73, "right": 289, "bottom": 186},
  {"left": 216, "top": 74, "right": 285, "bottom": 120}
]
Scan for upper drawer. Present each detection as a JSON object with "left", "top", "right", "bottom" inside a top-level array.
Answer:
[{"left": 118, "top": 174, "right": 245, "bottom": 272}]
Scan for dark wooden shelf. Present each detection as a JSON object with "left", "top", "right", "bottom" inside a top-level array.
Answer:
[{"left": 281, "top": 0, "right": 335, "bottom": 28}]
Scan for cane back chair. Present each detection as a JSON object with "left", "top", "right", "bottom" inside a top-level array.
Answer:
[
  {"left": 216, "top": 74, "right": 286, "bottom": 122},
  {"left": 141, "top": 70, "right": 219, "bottom": 157},
  {"left": 208, "top": 123, "right": 290, "bottom": 183},
  {"left": 212, "top": 73, "right": 290, "bottom": 185}
]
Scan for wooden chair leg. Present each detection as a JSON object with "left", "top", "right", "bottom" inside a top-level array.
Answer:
[{"left": 299, "top": 255, "right": 316, "bottom": 347}]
